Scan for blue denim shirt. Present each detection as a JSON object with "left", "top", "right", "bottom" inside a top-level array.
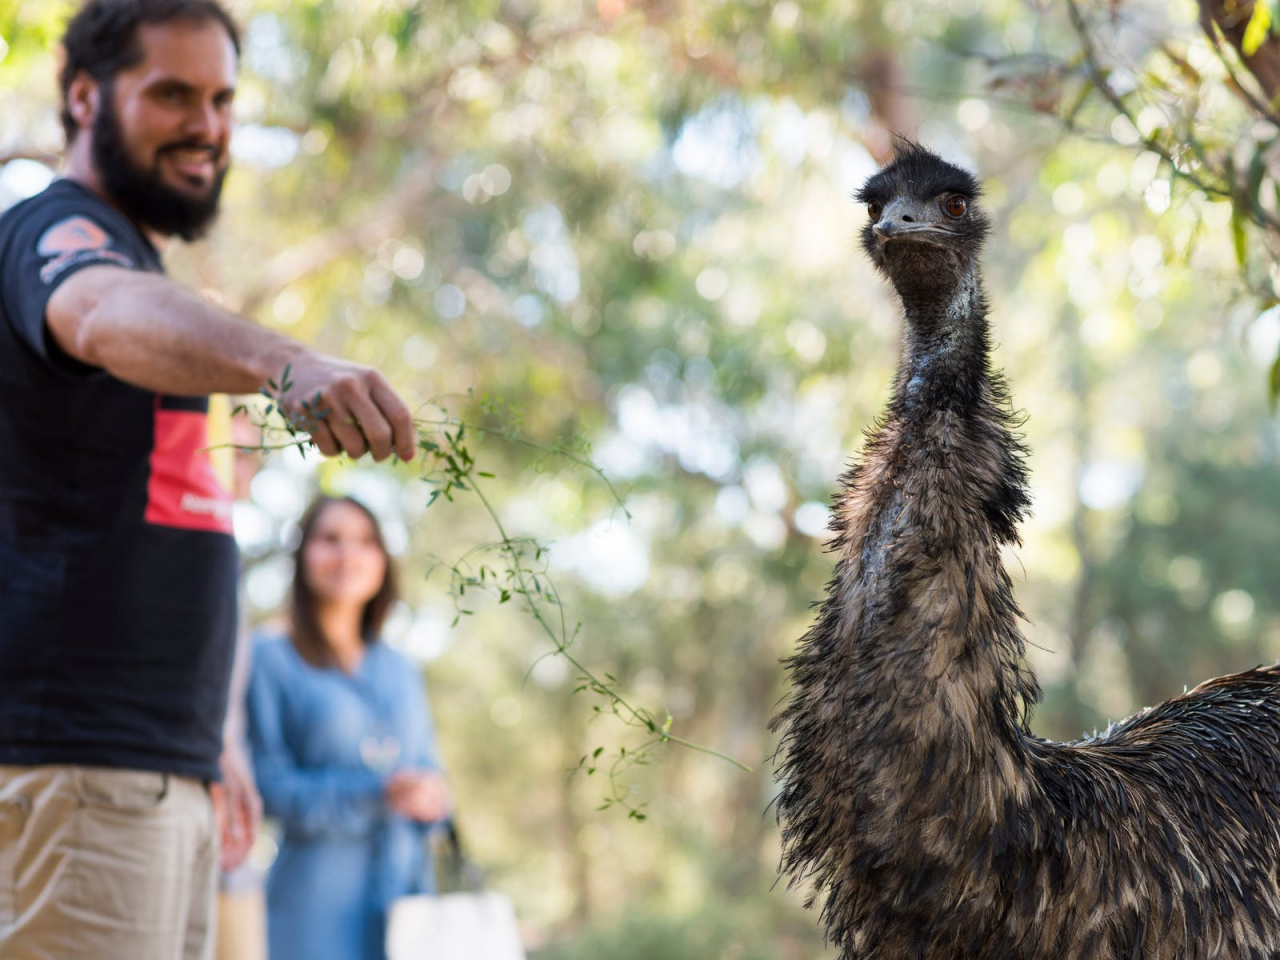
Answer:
[{"left": 247, "top": 633, "right": 443, "bottom": 960}]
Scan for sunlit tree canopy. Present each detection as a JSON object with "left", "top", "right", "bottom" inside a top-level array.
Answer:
[{"left": 3, "top": 0, "right": 1279, "bottom": 953}]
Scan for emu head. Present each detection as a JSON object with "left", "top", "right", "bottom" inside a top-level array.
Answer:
[{"left": 856, "top": 142, "right": 989, "bottom": 303}]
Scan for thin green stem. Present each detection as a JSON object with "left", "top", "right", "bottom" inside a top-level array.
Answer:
[{"left": 219, "top": 390, "right": 752, "bottom": 816}]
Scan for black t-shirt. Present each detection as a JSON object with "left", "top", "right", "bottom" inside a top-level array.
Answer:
[{"left": 0, "top": 180, "right": 237, "bottom": 780}]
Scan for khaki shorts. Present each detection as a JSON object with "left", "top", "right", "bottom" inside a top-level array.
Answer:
[{"left": 0, "top": 765, "right": 217, "bottom": 960}]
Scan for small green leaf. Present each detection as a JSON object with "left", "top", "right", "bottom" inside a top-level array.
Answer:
[
  {"left": 592, "top": 747, "right": 604, "bottom": 759},
  {"left": 1232, "top": 207, "right": 1248, "bottom": 268},
  {"left": 1243, "top": 0, "right": 1273, "bottom": 56}
]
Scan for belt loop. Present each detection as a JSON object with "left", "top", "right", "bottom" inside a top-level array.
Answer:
[{"left": 158, "top": 772, "right": 170, "bottom": 802}]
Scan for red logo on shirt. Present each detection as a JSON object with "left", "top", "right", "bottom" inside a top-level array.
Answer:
[{"left": 144, "top": 400, "right": 234, "bottom": 535}]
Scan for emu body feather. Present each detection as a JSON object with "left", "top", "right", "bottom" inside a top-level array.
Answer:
[{"left": 771, "top": 144, "right": 1280, "bottom": 959}]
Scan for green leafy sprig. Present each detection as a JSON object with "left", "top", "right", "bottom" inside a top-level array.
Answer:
[
  {"left": 233, "top": 384, "right": 749, "bottom": 820},
  {"left": 415, "top": 394, "right": 749, "bottom": 821}
]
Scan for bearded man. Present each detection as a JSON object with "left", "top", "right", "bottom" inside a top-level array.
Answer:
[{"left": 0, "top": 3, "right": 418, "bottom": 958}]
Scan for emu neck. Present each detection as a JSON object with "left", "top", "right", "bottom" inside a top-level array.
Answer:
[
  {"left": 773, "top": 259, "right": 1036, "bottom": 954},
  {"left": 836, "top": 265, "right": 1032, "bottom": 823},
  {"left": 896, "top": 271, "right": 988, "bottom": 414}
]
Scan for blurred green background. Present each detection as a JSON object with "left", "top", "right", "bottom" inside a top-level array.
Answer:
[{"left": 3, "top": 1, "right": 1279, "bottom": 956}]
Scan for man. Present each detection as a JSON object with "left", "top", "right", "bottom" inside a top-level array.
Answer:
[{"left": 0, "top": 2, "right": 417, "bottom": 958}]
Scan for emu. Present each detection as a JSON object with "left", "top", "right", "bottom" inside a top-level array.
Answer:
[{"left": 771, "top": 142, "right": 1280, "bottom": 959}]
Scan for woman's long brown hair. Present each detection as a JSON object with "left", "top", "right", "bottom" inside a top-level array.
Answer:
[{"left": 289, "top": 495, "right": 399, "bottom": 668}]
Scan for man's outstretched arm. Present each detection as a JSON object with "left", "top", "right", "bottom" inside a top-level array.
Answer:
[{"left": 46, "top": 264, "right": 416, "bottom": 461}]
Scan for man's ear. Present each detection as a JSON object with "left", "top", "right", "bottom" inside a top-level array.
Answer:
[{"left": 66, "top": 71, "right": 102, "bottom": 134}]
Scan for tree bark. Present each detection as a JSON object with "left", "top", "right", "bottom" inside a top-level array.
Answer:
[{"left": 1199, "top": 0, "right": 1280, "bottom": 111}]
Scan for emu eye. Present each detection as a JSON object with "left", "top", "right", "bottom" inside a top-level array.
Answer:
[
  {"left": 867, "top": 201, "right": 883, "bottom": 222},
  {"left": 943, "top": 195, "right": 968, "bottom": 218}
]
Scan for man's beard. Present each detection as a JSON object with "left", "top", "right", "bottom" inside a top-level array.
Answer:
[{"left": 91, "top": 90, "right": 227, "bottom": 242}]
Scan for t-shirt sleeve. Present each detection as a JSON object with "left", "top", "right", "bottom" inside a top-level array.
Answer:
[{"left": 0, "top": 203, "right": 139, "bottom": 374}]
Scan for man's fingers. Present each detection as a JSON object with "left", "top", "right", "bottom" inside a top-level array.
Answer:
[
  {"left": 211, "top": 782, "right": 253, "bottom": 870},
  {"left": 278, "top": 362, "right": 413, "bottom": 461},
  {"left": 305, "top": 419, "right": 341, "bottom": 457},
  {"left": 369, "top": 376, "right": 416, "bottom": 461},
  {"left": 323, "top": 400, "right": 370, "bottom": 459},
  {"left": 343, "top": 390, "right": 394, "bottom": 462}
]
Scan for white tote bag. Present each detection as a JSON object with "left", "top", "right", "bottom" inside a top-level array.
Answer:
[
  {"left": 386, "top": 891, "right": 526, "bottom": 960},
  {"left": 386, "top": 821, "right": 526, "bottom": 960}
]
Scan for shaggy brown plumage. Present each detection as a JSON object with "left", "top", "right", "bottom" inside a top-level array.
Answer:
[{"left": 771, "top": 142, "right": 1280, "bottom": 959}]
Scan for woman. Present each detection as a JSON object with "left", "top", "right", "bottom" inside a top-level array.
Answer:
[{"left": 248, "top": 495, "right": 451, "bottom": 960}]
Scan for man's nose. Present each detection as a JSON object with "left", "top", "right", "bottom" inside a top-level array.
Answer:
[{"left": 182, "top": 100, "right": 223, "bottom": 143}]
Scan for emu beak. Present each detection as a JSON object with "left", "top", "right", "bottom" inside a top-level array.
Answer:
[
  {"left": 872, "top": 197, "right": 923, "bottom": 241},
  {"left": 872, "top": 219, "right": 901, "bottom": 241}
]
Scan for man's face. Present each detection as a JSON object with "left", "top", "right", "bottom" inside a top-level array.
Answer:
[{"left": 90, "top": 18, "right": 237, "bottom": 240}]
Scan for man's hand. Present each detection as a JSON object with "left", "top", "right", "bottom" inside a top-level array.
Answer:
[
  {"left": 212, "top": 742, "right": 263, "bottom": 871},
  {"left": 385, "top": 770, "right": 452, "bottom": 823},
  {"left": 277, "top": 354, "right": 417, "bottom": 462}
]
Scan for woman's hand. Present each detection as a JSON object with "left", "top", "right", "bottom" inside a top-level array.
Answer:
[{"left": 385, "top": 770, "right": 452, "bottom": 823}]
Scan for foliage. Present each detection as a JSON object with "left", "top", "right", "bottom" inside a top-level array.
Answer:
[{"left": 984, "top": 0, "right": 1280, "bottom": 406}]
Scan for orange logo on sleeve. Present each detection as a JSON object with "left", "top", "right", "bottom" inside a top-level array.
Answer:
[
  {"left": 37, "top": 216, "right": 110, "bottom": 256},
  {"left": 36, "top": 216, "right": 133, "bottom": 283}
]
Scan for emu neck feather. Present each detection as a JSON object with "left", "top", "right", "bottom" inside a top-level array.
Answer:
[
  {"left": 772, "top": 268, "right": 1038, "bottom": 953},
  {"left": 836, "top": 271, "right": 1032, "bottom": 793}
]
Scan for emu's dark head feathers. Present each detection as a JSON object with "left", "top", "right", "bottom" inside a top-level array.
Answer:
[{"left": 857, "top": 141, "right": 989, "bottom": 297}]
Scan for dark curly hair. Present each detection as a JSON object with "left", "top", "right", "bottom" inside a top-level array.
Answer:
[{"left": 59, "top": 0, "right": 241, "bottom": 142}]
